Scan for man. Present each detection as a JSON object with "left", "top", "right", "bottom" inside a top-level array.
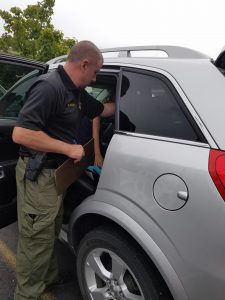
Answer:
[{"left": 12, "top": 41, "right": 114, "bottom": 300}]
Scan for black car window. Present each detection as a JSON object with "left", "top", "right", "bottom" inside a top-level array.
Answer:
[
  {"left": 0, "top": 84, "right": 6, "bottom": 98},
  {"left": 119, "top": 70, "right": 205, "bottom": 142},
  {"left": 0, "top": 61, "right": 41, "bottom": 119},
  {"left": 0, "top": 61, "right": 36, "bottom": 89}
]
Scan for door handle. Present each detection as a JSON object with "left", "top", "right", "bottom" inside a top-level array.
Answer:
[
  {"left": 177, "top": 191, "right": 188, "bottom": 201},
  {"left": 0, "top": 166, "right": 5, "bottom": 179}
]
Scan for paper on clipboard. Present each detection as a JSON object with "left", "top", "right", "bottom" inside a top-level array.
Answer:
[{"left": 55, "top": 139, "right": 94, "bottom": 195}]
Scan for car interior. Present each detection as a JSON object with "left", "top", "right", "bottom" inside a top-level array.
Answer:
[
  {"left": 63, "top": 73, "right": 135, "bottom": 223},
  {"left": 63, "top": 74, "right": 118, "bottom": 222}
]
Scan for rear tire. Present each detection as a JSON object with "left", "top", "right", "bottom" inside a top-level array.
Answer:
[{"left": 76, "top": 225, "right": 171, "bottom": 300}]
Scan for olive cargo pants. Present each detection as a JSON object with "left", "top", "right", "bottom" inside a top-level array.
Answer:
[{"left": 14, "top": 157, "right": 63, "bottom": 300}]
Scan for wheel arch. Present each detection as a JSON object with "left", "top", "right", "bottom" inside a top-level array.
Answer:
[{"left": 68, "top": 199, "right": 188, "bottom": 300}]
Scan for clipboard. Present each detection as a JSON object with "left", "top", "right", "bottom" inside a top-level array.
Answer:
[{"left": 55, "top": 139, "right": 94, "bottom": 195}]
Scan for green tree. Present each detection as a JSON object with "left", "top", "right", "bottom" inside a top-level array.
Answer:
[{"left": 0, "top": 0, "right": 77, "bottom": 62}]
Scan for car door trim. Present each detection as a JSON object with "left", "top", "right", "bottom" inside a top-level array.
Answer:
[
  {"left": 0, "top": 54, "right": 48, "bottom": 72},
  {"left": 115, "top": 130, "right": 210, "bottom": 148}
]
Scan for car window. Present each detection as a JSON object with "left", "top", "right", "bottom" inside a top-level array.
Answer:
[
  {"left": 85, "top": 85, "right": 113, "bottom": 102},
  {"left": 0, "top": 84, "right": 6, "bottom": 98},
  {"left": 0, "top": 61, "right": 36, "bottom": 89},
  {"left": 0, "top": 62, "right": 41, "bottom": 119},
  {"left": 119, "top": 70, "right": 203, "bottom": 142}
]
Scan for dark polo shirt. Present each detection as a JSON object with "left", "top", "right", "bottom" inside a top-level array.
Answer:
[{"left": 16, "top": 65, "right": 104, "bottom": 145}]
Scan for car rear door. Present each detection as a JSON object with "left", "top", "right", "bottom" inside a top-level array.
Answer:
[
  {"left": 0, "top": 54, "right": 48, "bottom": 228},
  {"left": 99, "top": 67, "right": 208, "bottom": 214}
]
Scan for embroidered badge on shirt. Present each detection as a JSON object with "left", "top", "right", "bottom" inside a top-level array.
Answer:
[{"left": 67, "top": 99, "right": 80, "bottom": 109}]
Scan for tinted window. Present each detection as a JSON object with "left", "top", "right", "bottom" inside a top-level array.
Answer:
[
  {"left": 0, "top": 62, "right": 41, "bottom": 119},
  {"left": 119, "top": 71, "right": 201, "bottom": 142},
  {"left": 0, "top": 62, "right": 35, "bottom": 89},
  {"left": 0, "top": 84, "right": 6, "bottom": 98}
]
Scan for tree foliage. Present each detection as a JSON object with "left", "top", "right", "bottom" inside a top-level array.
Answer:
[{"left": 0, "top": 0, "right": 77, "bottom": 62}]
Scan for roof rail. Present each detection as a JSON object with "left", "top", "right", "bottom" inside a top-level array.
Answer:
[
  {"left": 46, "top": 54, "right": 67, "bottom": 64},
  {"left": 46, "top": 45, "right": 210, "bottom": 65},
  {"left": 100, "top": 46, "right": 210, "bottom": 59}
]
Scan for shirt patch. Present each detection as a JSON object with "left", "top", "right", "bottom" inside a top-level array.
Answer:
[{"left": 67, "top": 101, "right": 78, "bottom": 108}]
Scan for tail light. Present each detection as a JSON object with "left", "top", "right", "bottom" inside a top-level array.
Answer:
[{"left": 209, "top": 149, "right": 225, "bottom": 201}]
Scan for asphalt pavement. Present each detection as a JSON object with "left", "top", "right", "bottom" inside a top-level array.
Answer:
[{"left": 0, "top": 222, "right": 83, "bottom": 300}]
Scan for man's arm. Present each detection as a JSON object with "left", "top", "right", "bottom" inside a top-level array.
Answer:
[
  {"left": 101, "top": 102, "right": 115, "bottom": 118},
  {"left": 12, "top": 127, "right": 85, "bottom": 161},
  {"left": 92, "top": 116, "right": 103, "bottom": 167}
]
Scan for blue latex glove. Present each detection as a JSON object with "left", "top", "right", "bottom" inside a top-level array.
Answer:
[{"left": 87, "top": 165, "right": 102, "bottom": 175}]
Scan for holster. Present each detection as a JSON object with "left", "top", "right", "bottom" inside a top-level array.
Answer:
[{"left": 24, "top": 152, "right": 47, "bottom": 181}]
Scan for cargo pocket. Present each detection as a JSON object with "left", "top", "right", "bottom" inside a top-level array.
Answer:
[{"left": 21, "top": 209, "right": 55, "bottom": 240}]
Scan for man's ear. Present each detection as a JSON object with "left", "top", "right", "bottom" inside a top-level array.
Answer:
[{"left": 81, "top": 59, "right": 89, "bottom": 71}]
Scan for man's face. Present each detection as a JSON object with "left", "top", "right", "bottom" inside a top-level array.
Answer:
[{"left": 80, "top": 58, "right": 103, "bottom": 88}]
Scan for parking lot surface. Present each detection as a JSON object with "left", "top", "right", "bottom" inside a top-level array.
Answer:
[{"left": 0, "top": 222, "right": 83, "bottom": 300}]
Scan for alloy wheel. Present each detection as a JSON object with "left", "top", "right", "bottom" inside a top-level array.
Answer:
[{"left": 84, "top": 247, "right": 145, "bottom": 300}]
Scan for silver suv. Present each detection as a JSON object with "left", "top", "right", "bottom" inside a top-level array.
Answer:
[{"left": 1, "top": 46, "right": 225, "bottom": 300}]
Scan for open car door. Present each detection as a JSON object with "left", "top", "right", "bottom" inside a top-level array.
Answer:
[{"left": 0, "top": 54, "right": 48, "bottom": 228}]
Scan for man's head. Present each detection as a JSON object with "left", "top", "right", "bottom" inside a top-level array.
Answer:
[{"left": 64, "top": 40, "right": 103, "bottom": 88}]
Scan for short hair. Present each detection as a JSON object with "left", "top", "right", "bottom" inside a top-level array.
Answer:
[{"left": 67, "top": 40, "right": 103, "bottom": 63}]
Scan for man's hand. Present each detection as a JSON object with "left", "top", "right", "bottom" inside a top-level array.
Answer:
[
  {"left": 67, "top": 144, "right": 85, "bottom": 162},
  {"left": 12, "top": 127, "right": 85, "bottom": 162},
  {"left": 94, "top": 153, "right": 103, "bottom": 167}
]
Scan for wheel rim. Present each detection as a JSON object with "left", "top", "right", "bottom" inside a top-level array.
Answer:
[{"left": 84, "top": 248, "right": 145, "bottom": 300}]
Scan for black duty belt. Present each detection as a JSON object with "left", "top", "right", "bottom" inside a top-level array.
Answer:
[{"left": 20, "top": 155, "right": 60, "bottom": 169}]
